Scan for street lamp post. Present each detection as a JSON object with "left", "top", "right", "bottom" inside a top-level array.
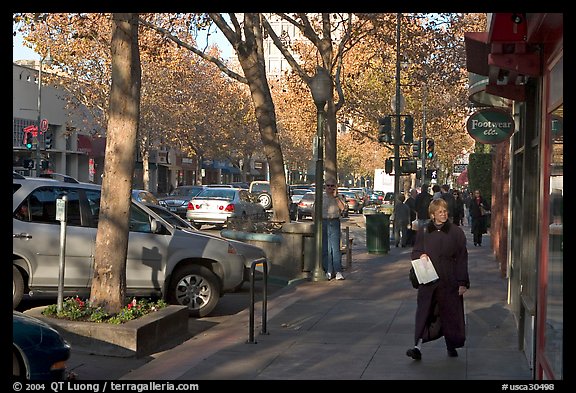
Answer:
[
  {"left": 310, "top": 67, "right": 332, "bottom": 282},
  {"left": 393, "top": 13, "right": 402, "bottom": 243}
]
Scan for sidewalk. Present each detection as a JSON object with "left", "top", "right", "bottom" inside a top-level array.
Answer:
[{"left": 68, "top": 220, "right": 533, "bottom": 381}]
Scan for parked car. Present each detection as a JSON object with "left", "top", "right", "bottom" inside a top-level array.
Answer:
[
  {"left": 290, "top": 187, "right": 313, "bottom": 205},
  {"left": 297, "top": 191, "right": 315, "bottom": 221},
  {"left": 369, "top": 190, "right": 385, "bottom": 205},
  {"left": 186, "top": 187, "right": 266, "bottom": 230},
  {"left": 144, "top": 203, "right": 196, "bottom": 230},
  {"left": 230, "top": 182, "right": 250, "bottom": 190},
  {"left": 382, "top": 192, "right": 395, "bottom": 206},
  {"left": 13, "top": 310, "right": 71, "bottom": 380},
  {"left": 249, "top": 180, "right": 273, "bottom": 210},
  {"left": 132, "top": 189, "right": 159, "bottom": 205},
  {"left": 349, "top": 187, "right": 369, "bottom": 208},
  {"left": 144, "top": 203, "right": 268, "bottom": 291},
  {"left": 13, "top": 177, "right": 268, "bottom": 317},
  {"left": 296, "top": 191, "right": 348, "bottom": 220},
  {"left": 157, "top": 185, "right": 205, "bottom": 218},
  {"left": 340, "top": 190, "right": 363, "bottom": 213},
  {"left": 38, "top": 173, "right": 79, "bottom": 183}
]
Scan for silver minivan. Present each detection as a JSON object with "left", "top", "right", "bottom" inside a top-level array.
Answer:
[{"left": 13, "top": 177, "right": 268, "bottom": 317}]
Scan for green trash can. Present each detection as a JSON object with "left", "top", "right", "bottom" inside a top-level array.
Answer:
[{"left": 366, "top": 213, "right": 390, "bottom": 254}]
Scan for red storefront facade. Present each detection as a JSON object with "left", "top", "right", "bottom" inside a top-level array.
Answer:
[{"left": 465, "top": 13, "right": 563, "bottom": 380}]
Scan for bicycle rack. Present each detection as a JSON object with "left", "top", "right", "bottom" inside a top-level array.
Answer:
[{"left": 246, "top": 258, "right": 269, "bottom": 344}]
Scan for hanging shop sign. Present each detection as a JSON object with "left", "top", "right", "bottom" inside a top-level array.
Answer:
[{"left": 466, "top": 108, "right": 515, "bottom": 144}]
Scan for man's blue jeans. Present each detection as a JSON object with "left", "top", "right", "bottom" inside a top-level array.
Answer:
[{"left": 322, "top": 218, "right": 342, "bottom": 275}]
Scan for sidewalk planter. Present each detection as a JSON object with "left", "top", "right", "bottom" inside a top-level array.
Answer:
[
  {"left": 24, "top": 305, "right": 189, "bottom": 358},
  {"left": 365, "top": 213, "right": 390, "bottom": 254},
  {"left": 221, "top": 221, "right": 315, "bottom": 282}
]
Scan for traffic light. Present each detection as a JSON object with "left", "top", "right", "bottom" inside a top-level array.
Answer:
[
  {"left": 45, "top": 133, "right": 53, "bottom": 150},
  {"left": 412, "top": 140, "right": 421, "bottom": 158},
  {"left": 378, "top": 116, "right": 392, "bottom": 143},
  {"left": 23, "top": 131, "right": 33, "bottom": 150},
  {"left": 426, "top": 138, "right": 435, "bottom": 159},
  {"left": 403, "top": 115, "right": 413, "bottom": 143},
  {"left": 384, "top": 158, "right": 393, "bottom": 174}
]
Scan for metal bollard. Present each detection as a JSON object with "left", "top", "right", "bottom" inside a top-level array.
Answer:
[{"left": 247, "top": 258, "right": 268, "bottom": 344}]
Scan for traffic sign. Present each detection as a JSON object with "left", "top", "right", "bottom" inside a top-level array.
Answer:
[{"left": 40, "top": 118, "right": 49, "bottom": 132}]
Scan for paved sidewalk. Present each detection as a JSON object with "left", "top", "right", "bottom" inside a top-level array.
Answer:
[{"left": 108, "top": 221, "right": 533, "bottom": 381}]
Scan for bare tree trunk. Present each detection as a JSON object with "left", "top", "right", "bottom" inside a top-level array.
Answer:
[
  {"left": 90, "top": 13, "right": 141, "bottom": 314},
  {"left": 233, "top": 15, "right": 290, "bottom": 223}
]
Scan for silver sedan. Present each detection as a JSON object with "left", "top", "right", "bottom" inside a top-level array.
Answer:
[{"left": 186, "top": 187, "right": 266, "bottom": 229}]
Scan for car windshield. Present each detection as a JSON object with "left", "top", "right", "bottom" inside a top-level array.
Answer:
[
  {"left": 293, "top": 189, "right": 311, "bottom": 195},
  {"left": 195, "top": 188, "right": 235, "bottom": 201}
]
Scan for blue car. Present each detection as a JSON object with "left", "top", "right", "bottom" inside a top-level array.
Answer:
[{"left": 13, "top": 311, "right": 71, "bottom": 380}]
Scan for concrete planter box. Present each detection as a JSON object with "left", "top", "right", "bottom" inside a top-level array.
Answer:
[
  {"left": 221, "top": 221, "right": 316, "bottom": 283},
  {"left": 24, "top": 305, "right": 189, "bottom": 358}
]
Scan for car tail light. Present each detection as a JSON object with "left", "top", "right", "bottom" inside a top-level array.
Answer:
[
  {"left": 187, "top": 201, "right": 195, "bottom": 210},
  {"left": 223, "top": 204, "right": 235, "bottom": 212}
]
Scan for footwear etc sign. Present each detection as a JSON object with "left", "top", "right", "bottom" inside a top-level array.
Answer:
[{"left": 466, "top": 108, "right": 515, "bottom": 144}]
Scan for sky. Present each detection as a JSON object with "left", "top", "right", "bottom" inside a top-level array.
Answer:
[
  {"left": 13, "top": 28, "right": 233, "bottom": 61},
  {"left": 13, "top": 33, "right": 40, "bottom": 61}
]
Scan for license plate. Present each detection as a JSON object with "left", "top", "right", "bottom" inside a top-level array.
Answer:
[{"left": 169, "top": 207, "right": 177, "bottom": 212}]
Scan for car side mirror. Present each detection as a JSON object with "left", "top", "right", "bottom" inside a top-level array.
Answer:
[{"left": 150, "top": 218, "right": 165, "bottom": 234}]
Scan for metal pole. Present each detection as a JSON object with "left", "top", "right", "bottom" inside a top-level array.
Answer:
[
  {"left": 35, "top": 55, "right": 44, "bottom": 177},
  {"left": 312, "top": 102, "right": 326, "bottom": 282},
  {"left": 57, "top": 195, "right": 68, "bottom": 313},
  {"left": 393, "top": 13, "right": 402, "bottom": 239}
]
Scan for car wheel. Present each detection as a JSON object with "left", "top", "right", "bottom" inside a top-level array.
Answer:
[
  {"left": 167, "top": 265, "right": 220, "bottom": 318},
  {"left": 190, "top": 221, "right": 202, "bottom": 230},
  {"left": 257, "top": 193, "right": 273, "bottom": 210},
  {"left": 13, "top": 265, "right": 24, "bottom": 309}
]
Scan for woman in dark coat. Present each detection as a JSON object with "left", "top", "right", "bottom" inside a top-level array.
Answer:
[
  {"left": 468, "top": 189, "right": 489, "bottom": 246},
  {"left": 407, "top": 198, "right": 470, "bottom": 360}
]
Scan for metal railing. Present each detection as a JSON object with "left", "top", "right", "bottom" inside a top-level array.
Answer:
[{"left": 246, "top": 258, "right": 269, "bottom": 344}]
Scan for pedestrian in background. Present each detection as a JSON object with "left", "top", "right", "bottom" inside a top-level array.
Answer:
[
  {"left": 321, "top": 178, "right": 347, "bottom": 280},
  {"left": 407, "top": 198, "right": 470, "bottom": 360},
  {"left": 468, "top": 189, "right": 489, "bottom": 246},
  {"left": 432, "top": 184, "right": 442, "bottom": 200},
  {"left": 393, "top": 194, "right": 411, "bottom": 247},
  {"left": 405, "top": 189, "right": 418, "bottom": 246},
  {"left": 440, "top": 184, "right": 456, "bottom": 222},
  {"left": 415, "top": 183, "right": 432, "bottom": 229},
  {"left": 452, "top": 190, "right": 465, "bottom": 226}
]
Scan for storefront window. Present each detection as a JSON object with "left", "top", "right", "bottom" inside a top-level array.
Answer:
[{"left": 545, "top": 104, "right": 562, "bottom": 379}]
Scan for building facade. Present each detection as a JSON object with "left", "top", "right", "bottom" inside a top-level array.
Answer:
[
  {"left": 465, "top": 13, "right": 563, "bottom": 379},
  {"left": 13, "top": 61, "right": 267, "bottom": 192}
]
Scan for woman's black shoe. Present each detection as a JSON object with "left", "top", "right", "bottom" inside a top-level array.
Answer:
[
  {"left": 447, "top": 348, "right": 458, "bottom": 357},
  {"left": 406, "top": 348, "right": 422, "bottom": 360}
]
